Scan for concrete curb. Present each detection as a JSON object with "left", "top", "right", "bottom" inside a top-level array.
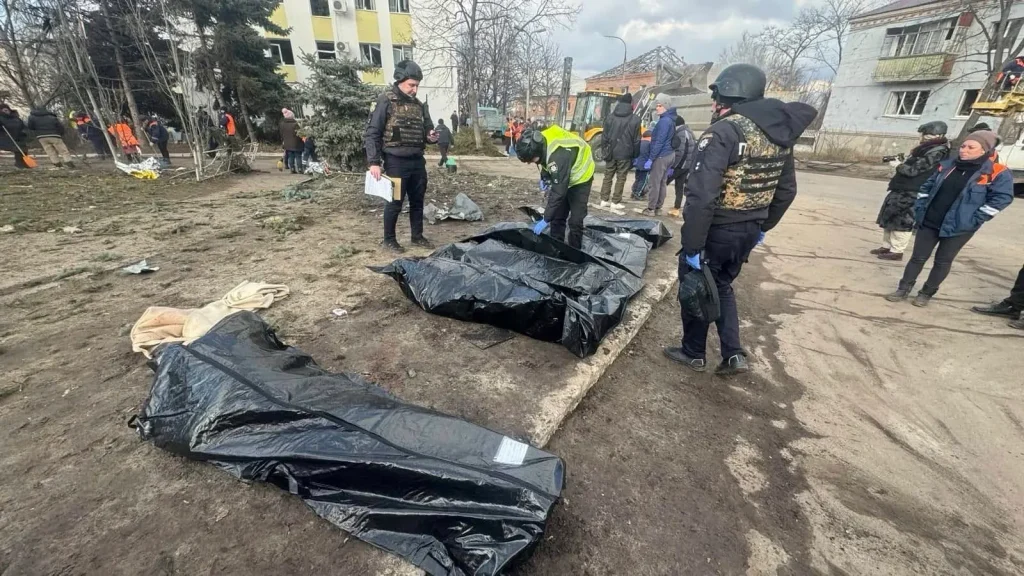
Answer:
[{"left": 530, "top": 274, "right": 679, "bottom": 447}]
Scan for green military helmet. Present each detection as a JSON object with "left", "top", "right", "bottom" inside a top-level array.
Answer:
[{"left": 516, "top": 127, "right": 545, "bottom": 163}]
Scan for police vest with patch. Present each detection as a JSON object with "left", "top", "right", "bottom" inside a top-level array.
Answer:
[
  {"left": 541, "top": 125, "right": 596, "bottom": 186},
  {"left": 717, "top": 113, "right": 789, "bottom": 211},
  {"left": 383, "top": 89, "right": 426, "bottom": 150}
]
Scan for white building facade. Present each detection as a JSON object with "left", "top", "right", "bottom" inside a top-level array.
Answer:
[
  {"left": 263, "top": 0, "right": 457, "bottom": 121},
  {"left": 820, "top": 0, "right": 1024, "bottom": 157}
]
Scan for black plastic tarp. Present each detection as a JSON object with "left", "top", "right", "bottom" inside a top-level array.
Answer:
[
  {"left": 519, "top": 206, "right": 674, "bottom": 248},
  {"left": 375, "top": 215, "right": 670, "bottom": 357},
  {"left": 133, "top": 312, "right": 565, "bottom": 576}
]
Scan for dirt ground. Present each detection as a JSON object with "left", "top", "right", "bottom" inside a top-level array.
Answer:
[{"left": 2, "top": 158, "right": 1023, "bottom": 575}]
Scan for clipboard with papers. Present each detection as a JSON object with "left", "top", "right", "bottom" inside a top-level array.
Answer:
[{"left": 364, "top": 172, "right": 403, "bottom": 202}]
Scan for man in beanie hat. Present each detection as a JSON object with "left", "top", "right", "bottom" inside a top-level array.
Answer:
[
  {"left": 364, "top": 59, "right": 439, "bottom": 252},
  {"left": 598, "top": 92, "right": 641, "bottom": 209},
  {"left": 885, "top": 130, "right": 1013, "bottom": 307}
]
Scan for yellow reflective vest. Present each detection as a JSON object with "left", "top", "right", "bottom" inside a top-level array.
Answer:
[{"left": 541, "top": 125, "right": 595, "bottom": 186}]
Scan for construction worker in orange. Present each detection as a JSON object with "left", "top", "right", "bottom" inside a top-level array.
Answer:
[
  {"left": 220, "top": 107, "right": 239, "bottom": 150},
  {"left": 108, "top": 116, "right": 141, "bottom": 162}
]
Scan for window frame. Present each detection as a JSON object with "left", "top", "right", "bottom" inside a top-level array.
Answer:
[
  {"left": 310, "top": 0, "right": 330, "bottom": 16},
  {"left": 355, "top": 0, "right": 375, "bottom": 10},
  {"left": 266, "top": 39, "right": 295, "bottom": 66},
  {"left": 880, "top": 18, "right": 957, "bottom": 58},
  {"left": 316, "top": 41, "right": 337, "bottom": 60},
  {"left": 955, "top": 89, "right": 980, "bottom": 118},
  {"left": 388, "top": 0, "right": 409, "bottom": 13},
  {"left": 360, "top": 42, "right": 383, "bottom": 67},
  {"left": 392, "top": 44, "right": 413, "bottom": 63},
  {"left": 884, "top": 90, "right": 931, "bottom": 118}
]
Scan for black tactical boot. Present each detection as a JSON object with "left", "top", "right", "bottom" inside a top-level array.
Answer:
[
  {"left": 870, "top": 247, "right": 891, "bottom": 255},
  {"left": 912, "top": 292, "right": 932, "bottom": 307},
  {"left": 410, "top": 236, "right": 434, "bottom": 248},
  {"left": 663, "top": 347, "right": 707, "bottom": 373},
  {"left": 715, "top": 354, "right": 750, "bottom": 376},
  {"left": 382, "top": 239, "right": 406, "bottom": 253},
  {"left": 971, "top": 301, "right": 1020, "bottom": 319},
  {"left": 1009, "top": 318, "right": 1024, "bottom": 331}
]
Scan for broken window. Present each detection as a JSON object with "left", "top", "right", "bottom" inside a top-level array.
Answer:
[
  {"left": 957, "top": 89, "right": 980, "bottom": 117},
  {"left": 880, "top": 18, "right": 957, "bottom": 57},
  {"left": 360, "top": 43, "right": 382, "bottom": 67},
  {"left": 885, "top": 90, "right": 931, "bottom": 117},
  {"left": 267, "top": 39, "right": 295, "bottom": 66}
]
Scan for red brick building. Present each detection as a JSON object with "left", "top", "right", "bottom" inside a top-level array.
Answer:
[{"left": 584, "top": 46, "right": 689, "bottom": 94}]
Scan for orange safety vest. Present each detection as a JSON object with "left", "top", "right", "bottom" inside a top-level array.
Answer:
[
  {"left": 504, "top": 121, "right": 513, "bottom": 138},
  {"left": 108, "top": 122, "right": 139, "bottom": 147},
  {"left": 225, "top": 113, "right": 236, "bottom": 136}
]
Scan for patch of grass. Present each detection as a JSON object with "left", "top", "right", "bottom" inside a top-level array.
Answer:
[
  {"left": 331, "top": 244, "right": 363, "bottom": 260},
  {"left": 91, "top": 252, "right": 122, "bottom": 263},
  {"left": 261, "top": 215, "right": 306, "bottom": 236}
]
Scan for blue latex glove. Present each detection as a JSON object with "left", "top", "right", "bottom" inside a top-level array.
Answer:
[
  {"left": 666, "top": 168, "right": 675, "bottom": 179},
  {"left": 757, "top": 231, "right": 766, "bottom": 245},
  {"left": 685, "top": 253, "right": 701, "bottom": 270},
  {"left": 643, "top": 159, "right": 653, "bottom": 170},
  {"left": 532, "top": 219, "right": 549, "bottom": 235},
  {"left": 539, "top": 178, "right": 549, "bottom": 192}
]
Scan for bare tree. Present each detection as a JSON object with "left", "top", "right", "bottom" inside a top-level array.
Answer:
[
  {"left": 759, "top": 12, "right": 828, "bottom": 90},
  {"left": 806, "top": 0, "right": 881, "bottom": 75},
  {"left": 954, "top": 0, "right": 1024, "bottom": 138},
  {"left": 0, "top": 0, "right": 63, "bottom": 107},
  {"left": 413, "top": 0, "right": 578, "bottom": 149}
]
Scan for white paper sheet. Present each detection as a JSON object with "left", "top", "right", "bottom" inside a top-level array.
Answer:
[{"left": 364, "top": 171, "right": 394, "bottom": 201}]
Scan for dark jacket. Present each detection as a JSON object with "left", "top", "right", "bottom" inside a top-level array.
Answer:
[
  {"left": 363, "top": 85, "right": 434, "bottom": 166},
  {"left": 26, "top": 109, "right": 64, "bottom": 138},
  {"left": 681, "top": 98, "right": 817, "bottom": 255},
  {"left": 280, "top": 118, "right": 302, "bottom": 150},
  {"left": 0, "top": 109, "right": 26, "bottom": 149},
  {"left": 646, "top": 108, "right": 677, "bottom": 161},
  {"left": 601, "top": 101, "right": 641, "bottom": 161},
  {"left": 147, "top": 122, "right": 169, "bottom": 144},
  {"left": 633, "top": 138, "right": 651, "bottom": 170},
  {"left": 877, "top": 138, "right": 949, "bottom": 231},
  {"left": 671, "top": 123, "right": 697, "bottom": 172},
  {"left": 436, "top": 124, "right": 452, "bottom": 146},
  {"left": 914, "top": 157, "right": 1014, "bottom": 238}
]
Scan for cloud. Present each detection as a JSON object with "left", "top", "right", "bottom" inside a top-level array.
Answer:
[
  {"left": 617, "top": 15, "right": 786, "bottom": 43},
  {"left": 553, "top": 0, "right": 801, "bottom": 76}
]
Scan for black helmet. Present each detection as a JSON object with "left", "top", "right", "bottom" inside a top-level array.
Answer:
[
  {"left": 917, "top": 121, "right": 947, "bottom": 136},
  {"left": 709, "top": 64, "right": 766, "bottom": 102},
  {"left": 393, "top": 60, "right": 423, "bottom": 83},
  {"left": 516, "top": 127, "right": 545, "bottom": 162}
]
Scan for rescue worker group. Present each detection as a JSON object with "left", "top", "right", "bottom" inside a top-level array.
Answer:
[{"left": 361, "top": 59, "right": 1018, "bottom": 374}]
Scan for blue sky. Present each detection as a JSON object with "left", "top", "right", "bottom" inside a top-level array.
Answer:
[{"left": 555, "top": 0, "right": 807, "bottom": 80}]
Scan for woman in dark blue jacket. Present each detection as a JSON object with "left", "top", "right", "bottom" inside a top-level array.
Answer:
[{"left": 885, "top": 130, "right": 1014, "bottom": 307}]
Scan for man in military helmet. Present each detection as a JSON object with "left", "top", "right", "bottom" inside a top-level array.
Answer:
[
  {"left": 515, "top": 124, "right": 596, "bottom": 249},
  {"left": 664, "top": 63, "right": 817, "bottom": 376},
  {"left": 364, "top": 59, "right": 439, "bottom": 252}
]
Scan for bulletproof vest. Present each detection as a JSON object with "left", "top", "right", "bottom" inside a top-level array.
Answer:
[
  {"left": 718, "top": 113, "right": 789, "bottom": 212},
  {"left": 383, "top": 89, "right": 425, "bottom": 149}
]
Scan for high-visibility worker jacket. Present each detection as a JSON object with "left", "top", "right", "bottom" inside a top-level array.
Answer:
[
  {"left": 108, "top": 122, "right": 139, "bottom": 147},
  {"left": 541, "top": 124, "right": 595, "bottom": 186},
  {"left": 223, "top": 113, "right": 236, "bottom": 136}
]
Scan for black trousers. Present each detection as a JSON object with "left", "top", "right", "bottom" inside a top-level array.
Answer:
[
  {"left": 680, "top": 221, "right": 761, "bottom": 360},
  {"left": 899, "top": 226, "right": 974, "bottom": 295},
  {"left": 157, "top": 140, "right": 170, "bottom": 160},
  {"left": 548, "top": 179, "right": 592, "bottom": 249},
  {"left": 672, "top": 170, "right": 689, "bottom": 209},
  {"left": 438, "top": 144, "right": 449, "bottom": 166},
  {"left": 1002, "top": 265, "right": 1024, "bottom": 310},
  {"left": 383, "top": 154, "right": 427, "bottom": 242}
]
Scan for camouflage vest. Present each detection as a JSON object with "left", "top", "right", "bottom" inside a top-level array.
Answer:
[
  {"left": 717, "top": 113, "right": 789, "bottom": 212},
  {"left": 383, "top": 89, "right": 425, "bottom": 149}
]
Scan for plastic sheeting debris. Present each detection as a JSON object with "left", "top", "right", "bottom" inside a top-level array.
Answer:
[
  {"left": 122, "top": 259, "right": 159, "bottom": 274},
  {"left": 424, "top": 193, "right": 484, "bottom": 224},
  {"left": 115, "top": 157, "right": 163, "bottom": 179},
  {"left": 375, "top": 216, "right": 670, "bottom": 357},
  {"left": 133, "top": 312, "right": 564, "bottom": 576},
  {"left": 519, "top": 206, "right": 673, "bottom": 248}
]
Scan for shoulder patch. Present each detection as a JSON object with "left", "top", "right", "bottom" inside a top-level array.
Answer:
[
  {"left": 697, "top": 134, "right": 713, "bottom": 152},
  {"left": 547, "top": 161, "right": 558, "bottom": 173}
]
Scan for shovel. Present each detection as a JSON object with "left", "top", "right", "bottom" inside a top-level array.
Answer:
[{"left": 2, "top": 124, "right": 37, "bottom": 168}]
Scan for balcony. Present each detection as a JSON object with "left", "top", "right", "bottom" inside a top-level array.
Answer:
[{"left": 873, "top": 53, "right": 956, "bottom": 83}]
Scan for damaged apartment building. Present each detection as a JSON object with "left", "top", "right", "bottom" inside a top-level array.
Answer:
[{"left": 820, "top": 0, "right": 1024, "bottom": 158}]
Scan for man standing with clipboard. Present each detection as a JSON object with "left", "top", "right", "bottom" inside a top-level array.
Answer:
[{"left": 364, "top": 60, "right": 438, "bottom": 253}]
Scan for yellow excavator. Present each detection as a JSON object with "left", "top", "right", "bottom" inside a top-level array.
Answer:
[{"left": 564, "top": 62, "right": 714, "bottom": 156}]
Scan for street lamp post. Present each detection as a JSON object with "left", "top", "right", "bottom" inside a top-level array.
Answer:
[{"left": 603, "top": 35, "right": 627, "bottom": 90}]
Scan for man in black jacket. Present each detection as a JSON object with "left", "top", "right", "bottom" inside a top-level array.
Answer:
[
  {"left": 664, "top": 64, "right": 817, "bottom": 376},
  {"left": 146, "top": 117, "right": 171, "bottom": 166},
  {"left": 598, "top": 93, "right": 641, "bottom": 209},
  {"left": 0, "top": 102, "right": 29, "bottom": 168},
  {"left": 435, "top": 118, "right": 452, "bottom": 166},
  {"left": 27, "top": 107, "right": 74, "bottom": 168},
  {"left": 364, "top": 60, "right": 438, "bottom": 253},
  {"left": 873, "top": 122, "right": 949, "bottom": 261}
]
